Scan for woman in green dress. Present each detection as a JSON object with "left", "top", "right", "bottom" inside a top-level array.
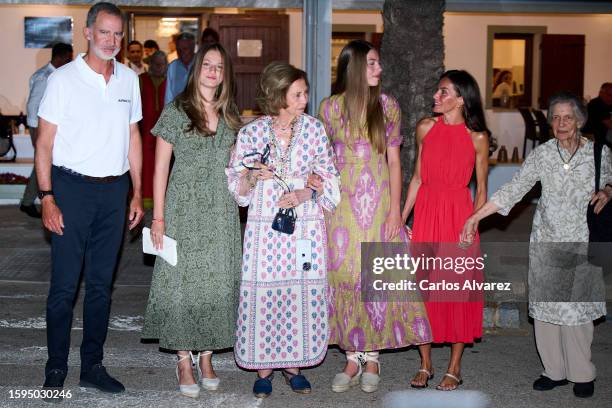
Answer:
[{"left": 141, "top": 43, "right": 243, "bottom": 399}]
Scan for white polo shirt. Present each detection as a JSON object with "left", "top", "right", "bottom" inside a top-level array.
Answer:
[{"left": 38, "top": 53, "right": 142, "bottom": 177}]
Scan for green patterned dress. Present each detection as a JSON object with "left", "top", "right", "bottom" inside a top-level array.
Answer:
[{"left": 141, "top": 103, "right": 242, "bottom": 351}]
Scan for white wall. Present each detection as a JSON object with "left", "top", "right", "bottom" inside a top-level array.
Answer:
[
  {"left": 0, "top": 4, "right": 90, "bottom": 116},
  {"left": 444, "top": 12, "right": 612, "bottom": 154}
]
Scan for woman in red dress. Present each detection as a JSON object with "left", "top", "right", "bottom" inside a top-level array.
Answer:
[{"left": 401, "top": 70, "right": 490, "bottom": 390}]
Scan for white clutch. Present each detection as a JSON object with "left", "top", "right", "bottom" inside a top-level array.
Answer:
[{"left": 142, "top": 227, "right": 177, "bottom": 266}]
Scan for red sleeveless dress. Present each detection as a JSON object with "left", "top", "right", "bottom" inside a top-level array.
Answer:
[{"left": 412, "top": 116, "right": 483, "bottom": 344}]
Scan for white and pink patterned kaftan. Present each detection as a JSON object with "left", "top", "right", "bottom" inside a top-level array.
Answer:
[{"left": 226, "top": 114, "right": 340, "bottom": 369}]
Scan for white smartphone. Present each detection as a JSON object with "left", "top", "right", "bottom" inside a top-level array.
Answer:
[{"left": 296, "top": 239, "right": 313, "bottom": 271}]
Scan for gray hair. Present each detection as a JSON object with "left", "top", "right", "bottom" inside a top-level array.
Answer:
[
  {"left": 547, "top": 91, "right": 588, "bottom": 127},
  {"left": 86, "top": 2, "right": 123, "bottom": 28}
]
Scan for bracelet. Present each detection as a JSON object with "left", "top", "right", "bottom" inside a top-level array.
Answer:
[{"left": 152, "top": 218, "right": 164, "bottom": 223}]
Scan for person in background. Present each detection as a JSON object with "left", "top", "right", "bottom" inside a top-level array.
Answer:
[
  {"left": 167, "top": 33, "right": 179, "bottom": 63},
  {"left": 492, "top": 70, "right": 513, "bottom": 98},
  {"left": 35, "top": 2, "right": 143, "bottom": 399},
  {"left": 143, "top": 39, "right": 159, "bottom": 64},
  {"left": 139, "top": 50, "right": 167, "bottom": 209},
  {"left": 142, "top": 43, "right": 243, "bottom": 399},
  {"left": 20, "top": 42, "right": 73, "bottom": 219},
  {"left": 125, "top": 40, "right": 148, "bottom": 75},
  {"left": 201, "top": 27, "right": 219, "bottom": 45},
  {"left": 165, "top": 32, "right": 196, "bottom": 105},
  {"left": 318, "top": 39, "right": 431, "bottom": 394},
  {"left": 462, "top": 91, "right": 611, "bottom": 399},
  {"left": 583, "top": 82, "right": 612, "bottom": 149}
]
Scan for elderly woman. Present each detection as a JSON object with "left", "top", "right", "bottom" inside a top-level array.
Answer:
[
  {"left": 461, "top": 91, "right": 612, "bottom": 399},
  {"left": 226, "top": 62, "right": 341, "bottom": 398}
]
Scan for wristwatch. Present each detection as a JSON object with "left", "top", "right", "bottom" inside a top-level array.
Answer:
[{"left": 38, "top": 190, "right": 54, "bottom": 200}]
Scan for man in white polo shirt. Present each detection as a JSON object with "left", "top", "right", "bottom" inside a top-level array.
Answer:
[{"left": 35, "top": 2, "right": 143, "bottom": 398}]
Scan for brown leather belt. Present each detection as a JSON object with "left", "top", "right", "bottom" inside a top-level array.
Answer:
[{"left": 56, "top": 166, "right": 123, "bottom": 183}]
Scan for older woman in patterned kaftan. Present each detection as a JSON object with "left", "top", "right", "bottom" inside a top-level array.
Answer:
[{"left": 226, "top": 62, "right": 340, "bottom": 398}]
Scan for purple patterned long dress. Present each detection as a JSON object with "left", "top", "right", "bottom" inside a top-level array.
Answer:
[{"left": 319, "top": 94, "right": 432, "bottom": 351}]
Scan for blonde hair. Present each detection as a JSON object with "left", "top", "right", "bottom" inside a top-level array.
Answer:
[
  {"left": 175, "top": 43, "right": 242, "bottom": 135},
  {"left": 333, "top": 40, "right": 386, "bottom": 154},
  {"left": 257, "top": 61, "right": 309, "bottom": 116}
]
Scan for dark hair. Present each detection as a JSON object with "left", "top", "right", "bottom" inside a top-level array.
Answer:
[
  {"left": 601, "top": 82, "right": 612, "bottom": 90},
  {"left": 440, "top": 70, "right": 490, "bottom": 136},
  {"left": 547, "top": 91, "right": 587, "bottom": 127},
  {"left": 493, "top": 70, "right": 511, "bottom": 92},
  {"left": 86, "top": 2, "right": 123, "bottom": 28},
  {"left": 149, "top": 50, "right": 167, "bottom": 62},
  {"left": 51, "top": 43, "right": 73, "bottom": 59},
  {"left": 175, "top": 42, "right": 242, "bottom": 134},
  {"left": 201, "top": 27, "right": 220, "bottom": 44},
  {"left": 176, "top": 32, "right": 195, "bottom": 43},
  {"left": 257, "top": 61, "right": 309, "bottom": 116},
  {"left": 333, "top": 39, "right": 386, "bottom": 154},
  {"left": 127, "top": 40, "right": 142, "bottom": 49},
  {"left": 143, "top": 39, "right": 159, "bottom": 50}
]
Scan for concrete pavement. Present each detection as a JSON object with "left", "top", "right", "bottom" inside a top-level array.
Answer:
[{"left": 0, "top": 204, "right": 610, "bottom": 408}]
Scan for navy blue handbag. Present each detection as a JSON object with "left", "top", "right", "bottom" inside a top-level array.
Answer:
[{"left": 272, "top": 207, "right": 296, "bottom": 235}]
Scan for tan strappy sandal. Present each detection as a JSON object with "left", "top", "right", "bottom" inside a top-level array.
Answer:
[
  {"left": 410, "top": 368, "right": 434, "bottom": 388},
  {"left": 436, "top": 372, "right": 463, "bottom": 391}
]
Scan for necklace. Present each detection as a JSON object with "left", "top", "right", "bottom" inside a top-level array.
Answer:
[
  {"left": 270, "top": 116, "right": 299, "bottom": 178},
  {"left": 556, "top": 138, "right": 580, "bottom": 171},
  {"left": 273, "top": 116, "right": 297, "bottom": 133}
]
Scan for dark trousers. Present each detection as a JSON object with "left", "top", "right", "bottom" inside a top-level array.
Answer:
[
  {"left": 20, "top": 127, "right": 38, "bottom": 205},
  {"left": 46, "top": 166, "right": 129, "bottom": 374}
]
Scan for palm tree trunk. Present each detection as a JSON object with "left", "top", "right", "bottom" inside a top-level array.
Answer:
[{"left": 380, "top": 0, "right": 445, "bottom": 203}]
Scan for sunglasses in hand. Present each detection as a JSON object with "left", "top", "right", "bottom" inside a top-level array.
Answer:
[{"left": 240, "top": 144, "right": 271, "bottom": 170}]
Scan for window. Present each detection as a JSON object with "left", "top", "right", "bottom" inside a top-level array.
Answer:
[
  {"left": 486, "top": 26, "right": 546, "bottom": 109},
  {"left": 491, "top": 33, "right": 533, "bottom": 108}
]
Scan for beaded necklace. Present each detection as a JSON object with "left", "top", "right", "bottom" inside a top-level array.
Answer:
[{"left": 269, "top": 116, "right": 298, "bottom": 179}]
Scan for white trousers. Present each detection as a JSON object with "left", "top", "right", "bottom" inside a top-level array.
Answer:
[{"left": 534, "top": 319, "right": 595, "bottom": 383}]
